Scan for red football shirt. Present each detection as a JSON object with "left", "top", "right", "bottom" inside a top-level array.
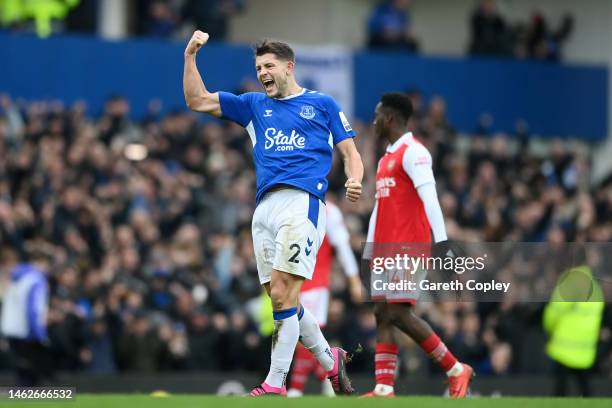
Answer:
[{"left": 372, "top": 133, "right": 434, "bottom": 244}]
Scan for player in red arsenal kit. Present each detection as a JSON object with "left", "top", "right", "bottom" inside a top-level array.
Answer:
[
  {"left": 363, "top": 93, "right": 473, "bottom": 398},
  {"left": 287, "top": 202, "right": 363, "bottom": 397}
]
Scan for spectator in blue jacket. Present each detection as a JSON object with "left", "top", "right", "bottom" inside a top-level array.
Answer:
[
  {"left": 0, "top": 250, "right": 52, "bottom": 385},
  {"left": 367, "top": 0, "right": 419, "bottom": 52}
]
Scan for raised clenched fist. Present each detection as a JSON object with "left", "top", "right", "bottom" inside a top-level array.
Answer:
[
  {"left": 185, "top": 30, "right": 209, "bottom": 57},
  {"left": 345, "top": 178, "right": 362, "bottom": 202}
]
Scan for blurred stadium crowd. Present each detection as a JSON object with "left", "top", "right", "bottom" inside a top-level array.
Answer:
[{"left": 0, "top": 89, "right": 610, "bottom": 379}]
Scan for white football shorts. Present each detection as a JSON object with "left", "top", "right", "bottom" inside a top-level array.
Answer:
[{"left": 252, "top": 188, "right": 326, "bottom": 285}]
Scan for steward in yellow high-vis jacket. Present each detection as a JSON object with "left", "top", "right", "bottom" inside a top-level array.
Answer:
[{"left": 543, "top": 265, "right": 604, "bottom": 396}]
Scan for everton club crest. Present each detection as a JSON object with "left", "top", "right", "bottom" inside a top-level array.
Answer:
[{"left": 300, "top": 105, "right": 315, "bottom": 120}]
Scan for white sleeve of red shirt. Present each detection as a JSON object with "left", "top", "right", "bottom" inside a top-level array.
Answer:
[
  {"left": 365, "top": 159, "right": 382, "bottom": 247},
  {"left": 402, "top": 142, "right": 435, "bottom": 187},
  {"left": 326, "top": 204, "right": 359, "bottom": 277},
  {"left": 402, "top": 143, "right": 448, "bottom": 243},
  {"left": 363, "top": 200, "right": 377, "bottom": 260}
]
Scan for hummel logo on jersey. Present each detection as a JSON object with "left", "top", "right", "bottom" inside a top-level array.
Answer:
[
  {"left": 305, "top": 237, "right": 313, "bottom": 256},
  {"left": 299, "top": 105, "right": 315, "bottom": 119},
  {"left": 264, "top": 109, "right": 273, "bottom": 117},
  {"left": 264, "top": 128, "right": 305, "bottom": 152}
]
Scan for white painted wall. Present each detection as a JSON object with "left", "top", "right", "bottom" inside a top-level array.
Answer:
[
  {"left": 229, "top": 0, "right": 373, "bottom": 47},
  {"left": 592, "top": 0, "right": 612, "bottom": 182},
  {"left": 99, "top": 0, "right": 128, "bottom": 39},
  {"left": 409, "top": 0, "right": 471, "bottom": 57}
]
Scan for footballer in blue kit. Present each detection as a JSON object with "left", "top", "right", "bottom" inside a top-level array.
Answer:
[
  {"left": 218, "top": 89, "right": 354, "bottom": 204},
  {"left": 183, "top": 30, "right": 364, "bottom": 396}
]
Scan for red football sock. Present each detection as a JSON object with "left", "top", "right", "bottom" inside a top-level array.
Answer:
[
  {"left": 375, "top": 343, "right": 399, "bottom": 386},
  {"left": 419, "top": 333, "right": 458, "bottom": 372},
  {"left": 289, "top": 343, "right": 315, "bottom": 391}
]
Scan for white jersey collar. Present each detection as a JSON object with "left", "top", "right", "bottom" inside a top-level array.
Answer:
[
  {"left": 277, "top": 87, "right": 306, "bottom": 100},
  {"left": 386, "top": 132, "right": 413, "bottom": 153}
]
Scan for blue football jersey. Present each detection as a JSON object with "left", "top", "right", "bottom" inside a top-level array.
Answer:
[{"left": 218, "top": 89, "right": 355, "bottom": 204}]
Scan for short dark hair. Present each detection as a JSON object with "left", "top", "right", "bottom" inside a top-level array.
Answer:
[
  {"left": 380, "top": 92, "right": 413, "bottom": 123},
  {"left": 254, "top": 39, "right": 295, "bottom": 62}
]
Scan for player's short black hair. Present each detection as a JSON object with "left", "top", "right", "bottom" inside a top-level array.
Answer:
[
  {"left": 254, "top": 39, "right": 295, "bottom": 62},
  {"left": 380, "top": 92, "right": 413, "bottom": 123}
]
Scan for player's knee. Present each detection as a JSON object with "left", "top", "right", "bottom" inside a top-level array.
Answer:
[
  {"left": 403, "top": 302, "right": 417, "bottom": 318},
  {"left": 388, "top": 303, "right": 412, "bottom": 323},
  {"left": 269, "top": 284, "right": 285, "bottom": 310},
  {"left": 269, "top": 280, "right": 294, "bottom": 310},
  {"left": 374, "top": 303, "right": 392, "bottom": 324},
  {"left": 384, "top": 304, "right": 398, "bottom": 323},
  {"left": 270, "top": 270, "right": 303, "bottom": 309}
]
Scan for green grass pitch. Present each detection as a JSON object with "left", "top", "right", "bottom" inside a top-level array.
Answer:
[{"left": 3, "top": 395, "right": 611, "bottom": 408}]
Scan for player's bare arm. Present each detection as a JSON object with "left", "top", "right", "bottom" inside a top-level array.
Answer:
[
  {"left": 348, "top": 275, "right": 364, "bottom": 303},
  {"left": 336, "top": 138, "right": 364, "bottom": 202},
  {"left": 183, "top": 30, "right": 222, "bottom": 116}
]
